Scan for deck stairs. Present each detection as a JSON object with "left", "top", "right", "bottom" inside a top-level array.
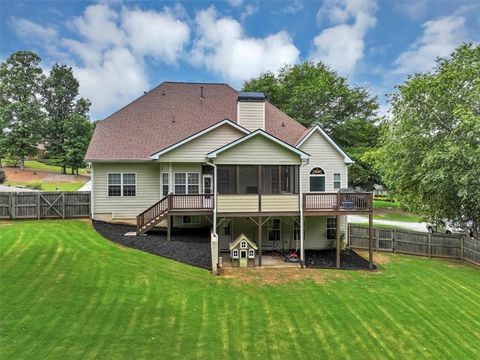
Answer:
[{"left": 136, "top": 196, "right": 168, "bottom": 235}]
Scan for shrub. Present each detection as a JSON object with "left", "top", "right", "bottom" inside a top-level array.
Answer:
[
  {"left": 25, "top": 182, "right": 43, "bottom": 190},
  {"left": 0, "top": 169, "right": 6, "bottom": 184}
]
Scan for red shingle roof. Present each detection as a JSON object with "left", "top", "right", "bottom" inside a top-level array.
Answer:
[{"left": 85, "top": 82, "right": 306, "bottom": 161}]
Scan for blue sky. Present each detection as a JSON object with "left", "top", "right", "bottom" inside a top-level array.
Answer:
[{"left": 1, "top": 0, "right": 478, "bottom": 120}]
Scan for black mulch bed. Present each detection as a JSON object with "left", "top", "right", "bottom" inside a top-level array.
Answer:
[
  {"left": 93, "top": 220, "right": 211, "bottom": 269},
  {"left": 305, "top": 249, "right": 375, "bottom": 270}
]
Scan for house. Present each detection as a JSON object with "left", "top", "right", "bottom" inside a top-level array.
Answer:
[
  {"left": 85, "top": 82, "right": 374, "bottom": 271},
  {"left": 229, "top": 233, "right": 258, "bottom": 268}
]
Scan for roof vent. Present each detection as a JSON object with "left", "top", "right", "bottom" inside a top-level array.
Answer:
[
  {"left": 171, "top": 116, "right": 175, "bottom": 123},
  {"left": 200, "top": 86, "right": 204, "bottom": 100},
  {"left": 162, "top": 90, "right": 165, "bottom": 96},
  {"left": 281, "top": 122, "right": 285, "bottom": 127},
  {"left": 143, "top": 91, "right": 147, "bottom": 95},
  {"left": 238, "top": 92, "right": 265, "bottom": 102}
]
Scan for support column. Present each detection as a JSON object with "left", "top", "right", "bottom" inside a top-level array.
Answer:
[
  {"left": 336, "top": 215, "right": 341, "bottom": 269},
  {"left": 369, "top": 212, "right": 374, "bottom": 270},
  {"left": 167, "top": 215, "right": 172, "bottom": 241},
  {"left": 258, "top": 216, "right": 262, "bottom": 267}
]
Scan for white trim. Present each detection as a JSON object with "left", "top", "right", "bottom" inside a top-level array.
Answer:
[
  {"left": 91, "top": 165, "right": 95, "bottom": 219},
  {"left": 248, "top": 248, "right": 255, "bottom": 259},
  {"left": 296, "top": 125, "right": 354, "bottom": 164},
  {"left": 161, "top": 172, "right": 169, "bottom": 196},
  {"left": 107, "top": 172, "right": 137, "bottom": 197},
  {"left": 207, "top": 129, "right": 310, "bottom": 160},
  {"left": 149, "top": 119, "right": 250, "bottom": 159}
]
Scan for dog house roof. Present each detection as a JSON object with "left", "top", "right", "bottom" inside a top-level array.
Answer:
[{"left": 229, "top": 233, "right": 258, "bottom": 251}]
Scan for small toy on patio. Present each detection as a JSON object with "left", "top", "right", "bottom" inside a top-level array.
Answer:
[{"left": 229, "top": 233, "right": 258, "bottom": 268}]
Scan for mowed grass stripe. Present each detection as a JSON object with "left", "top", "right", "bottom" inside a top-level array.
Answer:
[{"left": 1, "top": 220, "right": 480, "bottom": 359}]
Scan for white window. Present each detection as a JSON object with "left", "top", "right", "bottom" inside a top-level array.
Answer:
[
  {"left": 240, "top": 240, "right": 247, "bottom": 249},
  {"left": 108, "top": 173, "right": 136, "bottom": 197},
  {"left": 310, "top": 167, "right": 325, "bottom": 192},
  {"left": 182, "top": 215, "right": 200, "bottom": 224},
  {"left": 108, "top": 173, "right": 121, "bottom": 196},
  {"left": 232, "top": 249, "right": 239, "bottom": 259},
  {"left": 248, "top": 249, "right": 255, "bottom": 259},
  {"left": 334, "top": 173, "right": 341, "bottom": 190},
  {"left": 327, "top": 217, "right": 337, "bottom": 240},
  {"left": 174, "top": 173, "right": 199, "bottom": 194},
  {"left": 268, "top": 218, "right": 281, "bottom": 241},
  {"left": 162, "top": 173, "right": 169, "bottom": 196}
]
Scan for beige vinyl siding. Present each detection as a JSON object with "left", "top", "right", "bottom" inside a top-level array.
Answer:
[
  {"left": 299, "top": 131, "right": 348, "bottom": 192},
  {"left": 238, "top": 101, "right": 264, "bottom": 131},
  {"left": 159, "top": 124, "right": 245, "bottom": 162},
  {"left": 304, "top": 215, "right": 347, "bottom": 250},
  {"left": 218, "top": 195, "right": 259, "bottom": 212},
  {"left": 215, "top": 135, "right": 301, "bottom": 165},
  {"left": 92, "top": 162, "right": 160, "bottom": 218},
  {"left": 261, "top": 195, "right": 299, "bottom": 212}
]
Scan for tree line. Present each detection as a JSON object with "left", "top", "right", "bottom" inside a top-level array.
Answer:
[
  {"left": 0, "top": 51, "right": 93, "bottom": 174},
  {"left": 243, "top": 44, "right": 479, "bottom": 236}
]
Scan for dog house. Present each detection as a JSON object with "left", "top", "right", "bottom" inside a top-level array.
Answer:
[{"left": 229, "top": 233, "right": 258, "bottom": 267}]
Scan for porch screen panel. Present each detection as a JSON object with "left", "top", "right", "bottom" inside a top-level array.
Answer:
[
  {"left": 218, "top": 166, "right": 236, "bottom": 194},
  {"left": 239, "top": 166, "right": 258, "bottom": 194},
  {"left": 262, "top": 166, "right": 279, "bottom": 194}
]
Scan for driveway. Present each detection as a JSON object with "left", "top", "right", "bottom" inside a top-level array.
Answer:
[{"left": 348, "top": 215, "right": 428, "bottom": 233}]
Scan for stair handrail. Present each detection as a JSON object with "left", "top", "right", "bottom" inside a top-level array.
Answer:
[{"left": 136, "top": 196, "right": 169, "bottom": 234}]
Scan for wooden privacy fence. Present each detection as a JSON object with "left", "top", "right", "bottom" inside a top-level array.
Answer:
[
  {"left": 349, "top": 225, "right": 480, "bottom": 267},
  {"left": 0, "top": 191, "right": 90, "bottom": 219}
]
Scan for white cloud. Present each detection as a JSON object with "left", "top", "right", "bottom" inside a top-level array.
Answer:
[
  {"left": 10, "top": 17, "right": 58, "bottom": 41},
  {"left": 240, "top": 4, "right": 259, "bottom": 22},
  {"left": 311, "top": 0, "right": 378, "bottom": 75},
  {"left": 227, "top": 0, "right": 244, "bottom": 7},
  {"left": 122, "top": 7, "right": 190, "bottom": 63},
  {"left": 191, "top": 6, "right": 299, "bottom": 84},
  {"left": 395, "top": 0, "right": 429, "bottom": 20},
  {"left": 394, "top": 15, "right": 467, "bottom": 74},
  {"left": 10, "top": 4, "right": 190, "bottom": 118},
  {"left": 283, "top": 0, "right": 304, "bottom": 14}
]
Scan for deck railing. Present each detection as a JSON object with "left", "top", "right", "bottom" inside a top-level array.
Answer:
[
  {"left": 136, "top": 196, "right": 168, "bottom": 233},
  {"left": 304, "top": 192, "right": 372, "bottom": 212},
  {"left": 169, "top": 194, "right": 214, "bottom": 211}
]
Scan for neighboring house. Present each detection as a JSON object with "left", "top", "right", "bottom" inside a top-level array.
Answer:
[{"left": 85, "top": 82, "right": 374, "bottom": 271}]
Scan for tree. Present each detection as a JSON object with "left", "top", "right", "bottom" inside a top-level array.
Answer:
[
  {"left": 243, "top": 62, "right": 382, "bottom": 190},
  {"left": 374, "top": 44, "right": 480, "bottom": 235},
  {"left": 0, "top": 51, "right": 45, "bottom": 170},
  {"left": 42, "top": 64, "right": 90, "bottom": 173},
  {"left": 63, "top": 114, "right": 92, "bottom": 175}
]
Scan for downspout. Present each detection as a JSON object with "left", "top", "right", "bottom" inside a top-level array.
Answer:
[
  {"left": 204, "top": 160, "right": 217, "bottom": 236},
  {"left": 299, "top": 160, "right": 305, "bottom": 268},
  {"left": 90, "top": 163, "right": 95, "bottom": 220}
]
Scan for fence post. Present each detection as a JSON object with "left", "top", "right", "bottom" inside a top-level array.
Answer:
[
  {"left": 460, "top": 236, "right": 464, "bottom": 260},
  {"left": 62, "top": 193, "right": 65, "bottom": 219},
  {"left": 428, "top": 233, "right": 431, "bottom": 258},
  {"left": 375, "top": 228, "right": 379, "bottom": 251},
  {"left": 392, "top": 228, "right": 396, "bottom": 253},
  {"left": 37, "top": 193, "right": 40, "bottom": 219},
  {"left": 10, "top": 193, "right": 15, "bottom": 219}
]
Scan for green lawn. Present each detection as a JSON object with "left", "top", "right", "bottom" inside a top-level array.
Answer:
[
  {"left": 3, "top": 159, "right": 89, "bottom": 176},
  {"left": 372, "top": 200, "right": 422, "bottom": 222},
  {"left": 1, "top": 220, "right": 479, "bottom": 359}
]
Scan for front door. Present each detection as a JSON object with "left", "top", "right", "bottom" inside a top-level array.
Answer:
[{"left": 239, "top": 250, "right": 248, "bottom": 267}]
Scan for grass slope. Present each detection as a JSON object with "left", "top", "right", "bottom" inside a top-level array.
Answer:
[
  {"left": 373, "top": 200, "right": 422, "bottom": 223},
  {"left": 1, "top": 220, "right": 479, "bottom": 360},
  {"left": 3, "top": 160, "right": 88, "bottom": 176}
]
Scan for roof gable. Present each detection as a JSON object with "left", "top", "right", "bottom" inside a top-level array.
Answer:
[
  {"left": 207, "top": 129, "right": 309, "bottom": 161},
  {"left": 296, "top": 125, "right": 353, "bottom": 164},
  {"left": 149, "top": 119, "right": 249, "bottom": 159}
]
